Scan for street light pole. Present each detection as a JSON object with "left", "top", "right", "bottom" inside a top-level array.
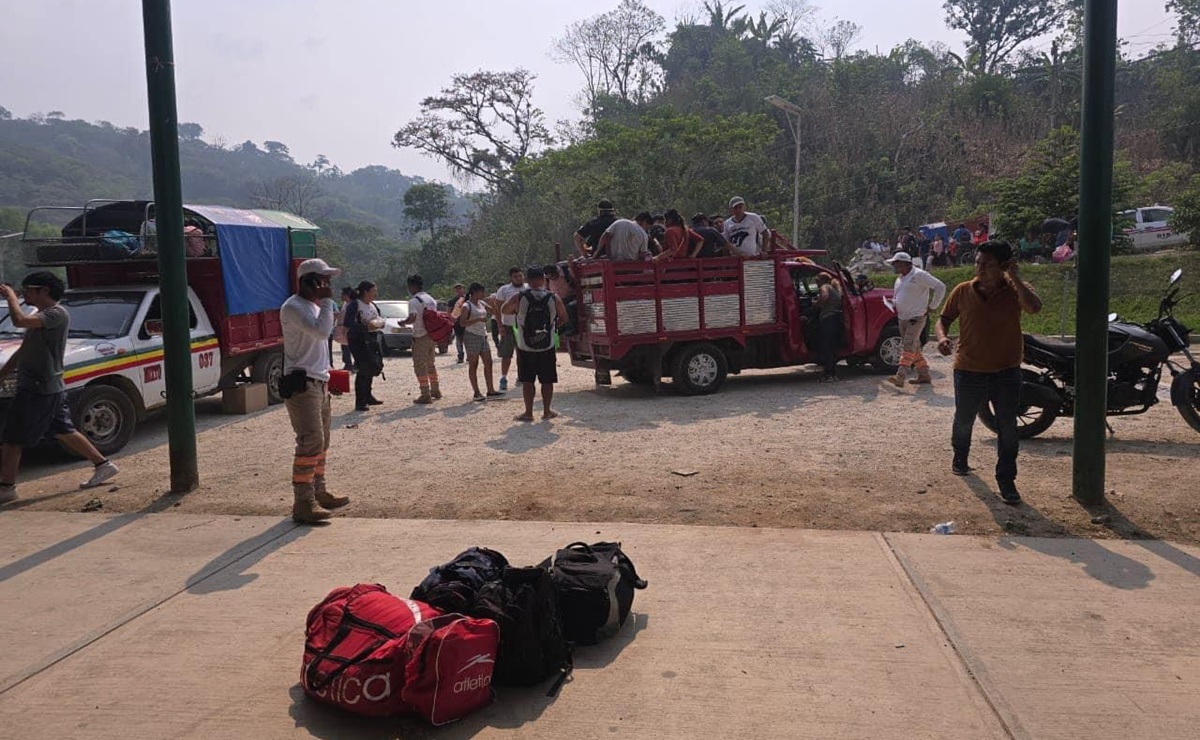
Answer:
[
  {"left": 142, "top": 0, "right": 199, "bottom": 493},
  {"left": 766, "top": 95, "right": 802, "bottom": 248}
]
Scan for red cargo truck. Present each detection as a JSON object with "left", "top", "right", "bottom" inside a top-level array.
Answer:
[{"left": 566, "top": 247, "right": 906, "bottom": 394}]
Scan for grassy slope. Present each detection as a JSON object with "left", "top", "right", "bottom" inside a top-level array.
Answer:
[{"left": 926, "top": 252, "right": 1200, "bottom": 336}]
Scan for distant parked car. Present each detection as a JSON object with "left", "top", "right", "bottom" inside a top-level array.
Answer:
[
  {"left": 376, "top": 300, "right": 412, "bottom": 356},
  {"left": 1120, "top": 206, "right": 1190, "bottom": 251},
  {"left": 375, "top": 299, "right": 451, "bottom": 356}
]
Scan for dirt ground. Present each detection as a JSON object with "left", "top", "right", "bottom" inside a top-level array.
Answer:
[{"left": 6, "top": 347, "right": 1200, "bottom": 544}]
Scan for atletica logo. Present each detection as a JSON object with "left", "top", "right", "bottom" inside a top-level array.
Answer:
[
  {"left": 453, "top": 673, "right": 492, "bottom": 694},
  {"left": 304, "top": 661, "right": 392, "bottom": 705},
  {"left": 457, "top": 653, "right": 495, "bottom": 673}
]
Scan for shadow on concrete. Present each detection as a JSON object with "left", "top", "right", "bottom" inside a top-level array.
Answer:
[
  {"left": 1077, "top": 499, "right": 1200, "bottom": 579},
  {"left": 186, "top": 519, "right": 311, "bottom": 594},
  {"left": 572, "top": 612, "right": 649, "bottom": 670},
  {"left": 287, "top": 679, "right": 559, "bottom": 739},
  {"left": 959, "top": 476, "right": 1156, "bottom": 590},
  {"left": 0, "top": 491, "right": 184, "bottom": 584}
]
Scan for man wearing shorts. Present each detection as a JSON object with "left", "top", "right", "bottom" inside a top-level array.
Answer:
[
  {"left": 491, "top": 266, "right": 526, "bottom": 392},
  {"left": 502, "top": 266, "right": 567, "bottom": 422},
  {"left": 0, "top": 272, "right": 119, "bottom": 504}
]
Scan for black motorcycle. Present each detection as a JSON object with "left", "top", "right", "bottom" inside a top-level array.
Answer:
[{"left": 979, "top": 268, "right": 1200, "bottom": 438}]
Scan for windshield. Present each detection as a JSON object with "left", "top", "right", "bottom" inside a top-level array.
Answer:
[
  {"left": 376, "top": 302, "right": 409, "bottom": 320},
  {"left": 1141, "top": 208, "right": 1173, "bottom": 224},
  {"left": 0, "top": 292, "right": 143, "bottom": 339}
]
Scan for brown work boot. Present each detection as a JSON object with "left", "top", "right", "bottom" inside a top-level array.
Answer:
[
  {"left": 886, "top": 374, "right": 906, "bottom": 388},
  {"left": 430, "top": 383, "right": 443, "bottom": 400},
  {"left": 908, "top": 372, "right": 932, "bottom": 385},
  {"left": 314, "top": 479, "right": 350, "bottom": 509},
  {"left": 413, "top": 391, "right": 433, "bottom": 404},
  {"left": 292, "top": 488, "right": 333, "bottom": 524}
]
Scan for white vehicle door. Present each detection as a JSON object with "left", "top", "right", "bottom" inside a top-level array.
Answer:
[{"left": 133, "top": 292, "right": 221, "bottom": 408}]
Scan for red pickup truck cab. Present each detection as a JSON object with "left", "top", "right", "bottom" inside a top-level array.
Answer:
[{"left": 566, "top": 250, "right": 904, "bottom": 394}]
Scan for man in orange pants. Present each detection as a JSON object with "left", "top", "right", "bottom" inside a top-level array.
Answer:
[
  {"left": 884, "top": 251, "right": 947, "bottom": 387},
  {"left": 280, "top": 258, "right": 351, "bottom": 523}
]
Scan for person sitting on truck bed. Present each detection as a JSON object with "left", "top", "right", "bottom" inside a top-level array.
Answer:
[
  {"left": 574, "top": 200, "right": 619, "bottom": 257},
  {"left": 691, "top": 213, "right": 731, "bottom": 258},
  {"left": 0, "top": 272, "right": 120, "bottom": 506},
  {"left": 594, "top": 218, "right": 650, "bottom": 261},
  {"left": 653, "top": 209, "right": 704, "bottom": 263},
  {"left": 724, "top": 197, "right": 769, "bottom": 257}
]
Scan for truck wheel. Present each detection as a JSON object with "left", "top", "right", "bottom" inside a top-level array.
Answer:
[
  {"left": 73, "top": 385, "right": 137, "bottom": 457},
  {"left": 870, "top": 325, "right": 903, "bottom": 374},
  {"left": 252, "top": 351, "right": 284, "bottom": 405},
  {"left": 672, "top": 343, "right": 728, "bottom": 395},
  {"left": 977, "top": 394, "right": 1059, "bottom": 439}
]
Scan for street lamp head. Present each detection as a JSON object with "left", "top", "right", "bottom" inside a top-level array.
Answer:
[{"left": 765, "top": 95, "right": 803, "bottom": 116}]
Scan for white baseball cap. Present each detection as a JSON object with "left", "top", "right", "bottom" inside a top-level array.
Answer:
[
  {"left": 728, "top": 196, "right": 746, "bottom": 208},
  {"left": 885, "top": 252, "right": 913, "bottom": 264},
  {"left": 296, "top": 258, "right": 341, "bottom": 278}
]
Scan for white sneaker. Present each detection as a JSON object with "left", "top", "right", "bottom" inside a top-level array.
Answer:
[
  {"left": 80, "top": 461, "right": 119, "bottom": 490},
  {"left": 0, "top": 485, "right": 17, "bottom": 505}
]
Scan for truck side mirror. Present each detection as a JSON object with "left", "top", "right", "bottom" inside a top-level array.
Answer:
[{"left": 144, "top": 319, "right": 164, "bottom": 337}]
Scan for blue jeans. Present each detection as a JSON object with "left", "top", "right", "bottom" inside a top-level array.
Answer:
[{"left": 952, "top": 368, "right": 1021, "bottom": 482}]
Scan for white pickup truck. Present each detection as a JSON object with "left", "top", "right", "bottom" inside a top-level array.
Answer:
[
  {"left": 0, "top": 200, "right": 323, "bottom": 455},
  {"left": 0, "top": 285, "right": 233, "bottom": 455}
]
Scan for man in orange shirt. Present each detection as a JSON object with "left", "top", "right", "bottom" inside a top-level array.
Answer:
[{"left": 936, "top": 241, "right": 1042, "bottom": 505}]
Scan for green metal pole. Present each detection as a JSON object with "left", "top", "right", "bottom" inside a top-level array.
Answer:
[
  {"left": 142, "top": 0, "right": 198, "bottom": 493},
  {"left": 1073, "top": 0, "right": 1118, "bottom": 506}
]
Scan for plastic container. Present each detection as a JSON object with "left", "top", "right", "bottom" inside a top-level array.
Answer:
[
  {"left": 929, "top": 521, "right": 956, "bottom": 535},
  {"left": 328, "top": 369, "right": 351, "bottom": 395}
]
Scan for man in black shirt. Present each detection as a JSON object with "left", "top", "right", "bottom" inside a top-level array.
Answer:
[
  {"left": 691, "top": 213, "right": 731, "bottom": 257},
  {"left": 573, "top": 199, "right": 618, "bottom": 257}
]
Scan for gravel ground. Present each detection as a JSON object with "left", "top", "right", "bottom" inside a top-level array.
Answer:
[{"left": 6, "top": 347, "right": 1199, "bottom": 544}]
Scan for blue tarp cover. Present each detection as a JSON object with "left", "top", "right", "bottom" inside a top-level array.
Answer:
[{"left": 184, "top": 205, "right": 290, "bottom": 315}]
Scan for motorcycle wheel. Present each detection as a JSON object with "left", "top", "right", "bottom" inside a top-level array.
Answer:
[
  {"left": 977, "top": 390, "right": 1059, "bottom": 439},
  {"left": 1172, "top": 369, "right": 1200, "bottom": 434}
]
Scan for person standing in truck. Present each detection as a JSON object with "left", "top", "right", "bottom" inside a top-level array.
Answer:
[
  {"left": 0, "top": 273, "right": 121, "bottom": 505},
  {"left": 281, "top": 259, "right": 350, "bottom": 523},
  {"left": 573, "top": 200, "right": 619, "bottom": 257},
  {"left": 724, "top": 197, "right": 769, "bottom": 257}
]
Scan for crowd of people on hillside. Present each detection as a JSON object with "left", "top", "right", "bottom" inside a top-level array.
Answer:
[{"left": 573, "top": 196, "right": 773, "bottom": 260}]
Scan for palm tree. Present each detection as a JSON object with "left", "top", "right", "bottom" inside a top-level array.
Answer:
[{"left": 703, "top": 1, "right": 746, "bottom": 33}]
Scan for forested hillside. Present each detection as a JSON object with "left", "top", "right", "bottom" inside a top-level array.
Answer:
[
  {"left": 390, "top": 0, "right": 1200, "bottom": 284},
  {"left": 0, "top": 109, "right": 472, "bottom": 292}
]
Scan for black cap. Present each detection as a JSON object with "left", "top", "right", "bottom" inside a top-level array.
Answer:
[
  {"left": 526, "top": 266, "right": 545, "bottom": 279},
  {"left": 597, "top": 199, "right": 614, "bottom": 211}
]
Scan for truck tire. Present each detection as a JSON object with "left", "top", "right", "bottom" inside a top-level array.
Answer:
[
  {"left": 672, "top": 343, "right": 728, "bottom": 395},
  {"left": 72, "top": 385, "right": 137, "bottom": 457},
  {"left": 252, "top": 351, "right": 284, "bottom": 405},
  {"left": 870, "top": 325, "right": 903, "bottom": 374}
]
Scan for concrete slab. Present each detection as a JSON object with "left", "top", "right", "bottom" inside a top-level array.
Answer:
[
  {"left": 886, "top": 533, "right": 1200, "bottom": 740},
  {"left": 0, "top": 519, "right": 1004, "bottom": 739},
  {"left": 0, "top": 511, "right": 301, "bottom": 693}
]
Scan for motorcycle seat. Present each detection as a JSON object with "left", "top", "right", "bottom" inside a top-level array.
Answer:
[{"left": 1026, "top": 334, "right": 1076, "bottom": 360}]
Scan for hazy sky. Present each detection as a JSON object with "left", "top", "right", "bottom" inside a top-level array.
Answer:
[{"left": 0, "top": 0, "right": 1179, "bottom": 185}]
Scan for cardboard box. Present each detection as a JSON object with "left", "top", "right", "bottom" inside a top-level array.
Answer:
[{"left": 223, "top": 383, "right": 269, "bottom": 415}]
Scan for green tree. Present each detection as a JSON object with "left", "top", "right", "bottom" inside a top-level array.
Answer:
[
  {"left": 392, "top": 69, "right": 553, "bottom": 191},
  {"left": 943, "top": 0, "right": 1074, "bottom": 75}
]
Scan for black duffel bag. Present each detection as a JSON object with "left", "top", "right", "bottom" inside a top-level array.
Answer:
[
  {"left": 542, "top": 542, "right": 648, "bottom": 646},
  {"left": 475, "top": 565, "right": 573, "bottom": 693}
]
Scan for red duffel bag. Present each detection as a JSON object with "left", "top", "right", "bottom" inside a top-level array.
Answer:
[
  {"left": 401, "top": 614, "right": 500, "bottom": 726},
  {"left": 302, "top": 584, "right": 440, "bottom": 717}
]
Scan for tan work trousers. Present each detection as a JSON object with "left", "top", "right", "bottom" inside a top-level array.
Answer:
[
  {"left": 897, "top": 315, "right": 930, "bottom": 378},
  {"left": 412, "top": 334, "right": 438, "bottom": 387},
  {"left": 285, "top": 381, "right": 331, "bottom": 495}
]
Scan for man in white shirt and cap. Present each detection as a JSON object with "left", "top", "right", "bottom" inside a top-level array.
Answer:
[
  {"left": 884, "top": 251, "right": 947, "bottom": 387},
  {"left": 723, "top": 196, "right": 770, "bottom": 256},
  {"left": 280, "top": 258, "right": 351, "bottom": 523}
]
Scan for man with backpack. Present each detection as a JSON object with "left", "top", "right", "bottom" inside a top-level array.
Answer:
[
  {"left": 502, "top": 266, "right": 567, "bottom": 422},
  {"left": 401, "top": 275, "right": 442, "bottom": 404}
]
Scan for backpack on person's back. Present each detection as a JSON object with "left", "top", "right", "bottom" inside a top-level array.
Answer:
[
  {"left": 415, "top": 292, "right": 455, "bottom": 345},
  {"left": 519, "top": 290, "right": 556, "bottom": 351}
]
